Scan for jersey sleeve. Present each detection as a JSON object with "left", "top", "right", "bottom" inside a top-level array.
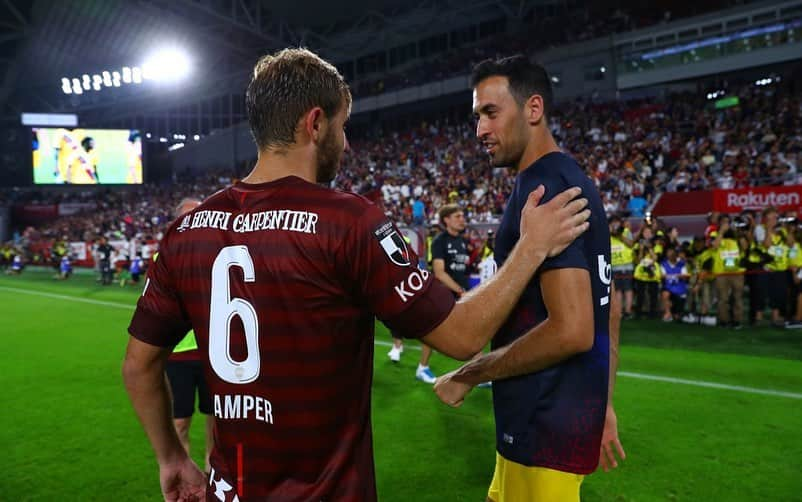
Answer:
[
  {"left": 127, "top": 241, "right": 191, "bottom": 348},
  {"left": 520, "top": 170, "right": 590, "bottom": 274},
  {"left": 340, "top": 202, "right": 455, "bottom": 339},
  {"left": 430, "top": 234, "right": 446, "bottom": 261}
]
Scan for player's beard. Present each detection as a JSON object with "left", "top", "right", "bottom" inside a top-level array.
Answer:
[
  {"left": 489, "top": 116, "right": 528, "bottom": 169},
  {"left": 315, "top": 128, "right": 343, "bottom": 184}
]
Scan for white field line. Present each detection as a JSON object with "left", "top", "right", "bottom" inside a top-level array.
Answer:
[
  {"left": 375, "top": 344, "right": 802, "bottom": 399},
  {"left": 3, "top": 285, "right": 801, "bottom": 399}
]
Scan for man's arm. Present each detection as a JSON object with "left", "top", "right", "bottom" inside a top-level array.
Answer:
[
  {"left": 599, "top": 282, "right": 626, "bottom": 471},
  {"left": 432, "top": 267, "right": 594, "bottom": 389},
  {"left": 122, "top": 337, "right": 206, "bottom": 499},
  {"left": 608, "top": 282, "right": 620, "bottom": 403},
  {"left": 421, "top": 186, "right": 590, "bottom": 360},
  {"left": 763, "top": 226, "right": 774, "bottom": 250},
  {"left": 432, "top": 258, "right": 465, "bottom": 295}
]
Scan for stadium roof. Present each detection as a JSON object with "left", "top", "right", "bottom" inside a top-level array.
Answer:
[{"left": 0, "top": 0, "right": 554, "bottom": 125}]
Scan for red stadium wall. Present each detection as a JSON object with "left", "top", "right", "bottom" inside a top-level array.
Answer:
[{"left": 654, "top": 185, "right": 802, "bottom": 216}]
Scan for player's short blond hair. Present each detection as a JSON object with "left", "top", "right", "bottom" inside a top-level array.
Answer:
[{"left": 246, "top": 48, "right": 351, "bottom": 151}]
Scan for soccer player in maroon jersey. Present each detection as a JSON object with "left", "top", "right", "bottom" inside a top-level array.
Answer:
[{"left": 122, "top": 48, "right": 591, "bottom": 502}]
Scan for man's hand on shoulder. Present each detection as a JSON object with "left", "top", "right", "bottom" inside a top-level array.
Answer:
[{"left": 520, "top": 186, "right": 590, "bottom": 258}]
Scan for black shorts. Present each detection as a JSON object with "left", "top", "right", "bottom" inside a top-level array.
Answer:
[
  {"left": 613, "top": 270, "right": 633, "bottom": 292},
  {"left": 768, "top": 271, "right": 789, "bottom": 312},
  {"left": 131, "top": 272, "right": 141, "bottom": 283},
  {"left": 165, "top": 360, "right": 212, "bottom": 418},
  {"left": 663, "top": 291, "right": 687, "bottom": 314}
]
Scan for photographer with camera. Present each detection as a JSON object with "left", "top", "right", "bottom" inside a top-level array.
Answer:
[
  {"left": 633, "top": 225, "right": 661, "bottom": 319},
  {"left": 763, "top": 208, "right": 791, "bottom": 327},
  {"left": 610, "top": 215, "right": 635, "bottom": 319},
  {"left": 711, "top": 216, "right": 746, "bottom": 329},
  {"left": 786, "top": 227, "right": 802, "bottom": 328},
  {"left": 742, "top": 212, "right": 773, "bottom": 325},
  {"left": 660, "top": 247, "right": 690, "bottom": 322}
]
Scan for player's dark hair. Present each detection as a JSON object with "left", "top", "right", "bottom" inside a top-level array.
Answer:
[
  {"left": 438, "top": 204, "right": 462, "bottom": 224},
  {"left": 470, "top": 55, "right": 553, "bottom": 117},
  {"left": 246, "top": 48, "right": 351, "bottom": 151},
  {"left": 81, "top": 137, "right": 94, "bottom": 150}
]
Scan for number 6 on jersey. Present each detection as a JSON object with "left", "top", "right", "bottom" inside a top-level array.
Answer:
[{"left": 209, "top": 245, "right": 260, "bottom": 384}]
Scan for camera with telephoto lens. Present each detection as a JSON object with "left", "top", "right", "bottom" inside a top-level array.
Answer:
[
  {"left": 732, "top": 216, "right": 749, "bottom": 229},
  {"left": 779, "top": 216, "right": 798, "bottom": 225}
]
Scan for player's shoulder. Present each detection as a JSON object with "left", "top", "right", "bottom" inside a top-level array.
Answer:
[
  {"left": 515, "top": 152, "right": 580, "bottom": 204},
  {"left": 327, "top": 186, "right": 379, "bottom": 210},
  {"left": 305, "top": 186, "right": 391, "bottom": 227},
  {"left": 430, "top": 232, "right": 446, "bottom": 246},
  {"left": 524, "top": 151, "right": 584, "bottom": 183}
]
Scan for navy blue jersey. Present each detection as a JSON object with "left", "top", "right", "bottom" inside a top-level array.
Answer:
[{"left": 493, "top": 151, "right": 611, "bottom": 474}]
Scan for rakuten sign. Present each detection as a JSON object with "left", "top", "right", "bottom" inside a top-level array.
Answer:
[
  {"left": 714, "top": 186, "right": 802, "bottom": 213},
  {"left": 727, "top": 191, "right": 800, "bottom": 209}
]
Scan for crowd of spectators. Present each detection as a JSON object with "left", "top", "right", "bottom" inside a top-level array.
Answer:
[
  {"left": 338, "top": 80, "right": 801, "bottom": 226},
  {"left": 3, "top": 75, "right": 801, "bottom": 303}
]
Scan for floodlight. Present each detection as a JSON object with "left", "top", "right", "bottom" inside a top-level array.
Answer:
[{"left": 142, "top": 48, "right": 191, "bottom": 82}]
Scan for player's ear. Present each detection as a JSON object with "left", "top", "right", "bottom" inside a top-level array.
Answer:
[
  {"left": 303, "top": 107, "right": 325, "bottom": 143},
  {"left": 525, "top": 95, "right": 545, "bottom": 126}
]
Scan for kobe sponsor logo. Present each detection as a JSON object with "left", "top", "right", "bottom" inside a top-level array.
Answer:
[
  {"left": 395, "top": 268, "right": 430, "bottom": 303},
  {"left": 597, "top": 254, "right": 611, "bottom": 306}
]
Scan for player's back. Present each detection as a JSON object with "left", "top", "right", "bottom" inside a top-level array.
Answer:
[{"left": 158, "top": 176, "right": 383, "bottom": 500}]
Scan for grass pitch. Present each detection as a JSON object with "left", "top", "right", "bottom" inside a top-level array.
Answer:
[{"left": 2, "top": 269, "right": 801, "bottom": 501}]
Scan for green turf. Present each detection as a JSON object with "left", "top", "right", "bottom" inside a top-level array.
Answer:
[{"left": 2, "top": 269, "right": 801, "bottom": 501}]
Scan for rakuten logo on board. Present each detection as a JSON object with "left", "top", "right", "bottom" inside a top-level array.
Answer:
[{"left": 726, "top": 190, "right": 801, "bottom": 209}]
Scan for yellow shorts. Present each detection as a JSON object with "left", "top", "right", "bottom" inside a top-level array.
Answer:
[{"left": 487, "top": 452, "right": 584, "bottom": 502}]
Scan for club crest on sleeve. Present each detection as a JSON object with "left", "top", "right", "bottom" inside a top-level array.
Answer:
[{"left": 374, "top": 221, "right": 410, "bottom": 267}]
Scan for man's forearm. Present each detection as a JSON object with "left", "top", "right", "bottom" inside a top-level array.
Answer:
[
  {"left": 451, "top": 318, "right": 585, "bottom": 385},
  {"left": 434, "top": 270, "right": 464, "bottom": 294},
  {"left": 123, "top": 358, "right": 186, "bottom": 465},
  {"left": 608, "top": 283, "right": 621, "bottom": 404},
  {"left": 444, "top": 243, "right": 546, "bottom": 353}
]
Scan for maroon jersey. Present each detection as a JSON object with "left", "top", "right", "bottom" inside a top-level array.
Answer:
[{"left": 128, "top": 176, "right": 454, "bottom": 501}]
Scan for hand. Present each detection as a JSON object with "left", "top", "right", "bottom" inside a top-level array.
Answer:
[
  {"left": 433, "top": 369, "right": 474, "bottom": 407},
  {"left": 520, "top": 186, "right": 590, "bottom": 258},
  {"left": 598, "top": 405, "right": 626, "bottom": 472},
  {"left": 160, "top": 456, "right": 207, "bottom": 502}
]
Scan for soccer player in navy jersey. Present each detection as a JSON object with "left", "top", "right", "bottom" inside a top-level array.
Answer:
[
  {"left": 434, "top": 55, "right": 625, "bottom": 501},
  {"left": 122, "top": 48, "right": 592, "bottom": 502}
]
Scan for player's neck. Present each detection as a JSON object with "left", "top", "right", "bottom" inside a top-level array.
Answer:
[
  {"left": 446, "top": 228, "right": 461, "bottom": 237},
  {"left": 516, "top": 127, "right": 560, "bottom": 172},
  {"left": 242, "top": 148, "right": 317, "bottom": 184}
]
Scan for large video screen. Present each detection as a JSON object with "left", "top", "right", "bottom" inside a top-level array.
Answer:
[{"left": 32, "top": 128, "right": 143, "bottom": 184}]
